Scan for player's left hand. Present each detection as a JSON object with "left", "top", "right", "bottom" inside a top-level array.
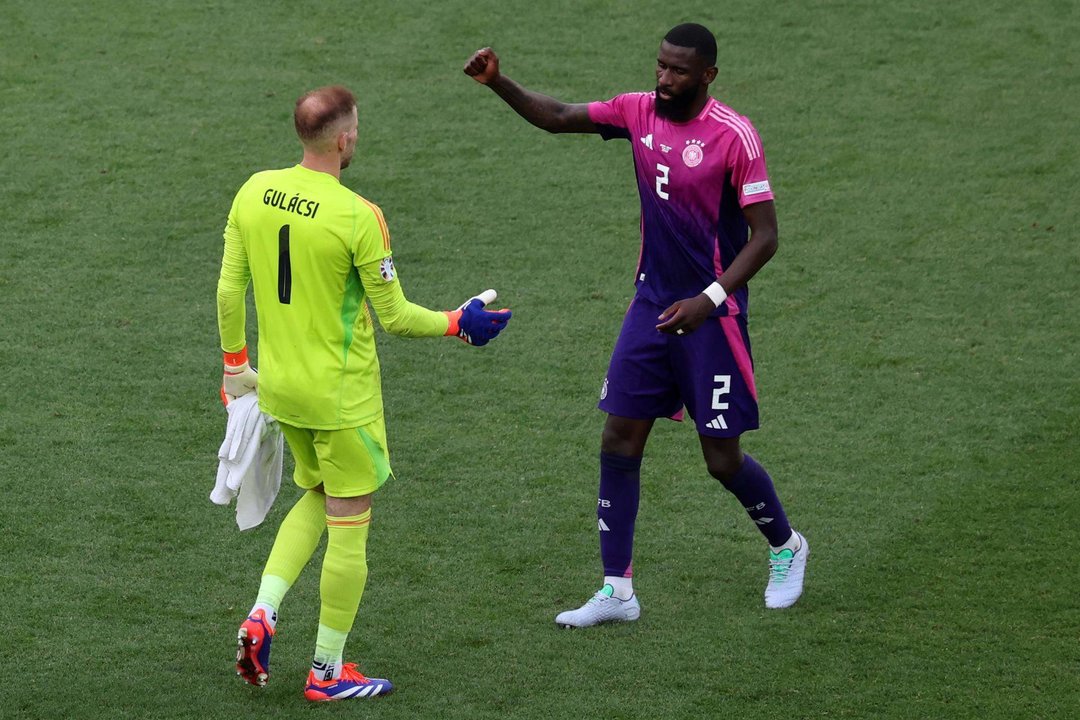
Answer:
[
  {"left": 656, "top": 294, "right": 715, "bottom": 336},
  {"left": 458, "top": 298, "right": 511, "bottom": 346},
  {"left": 444, "top": 290, "right": 512, "bottom": 346}
]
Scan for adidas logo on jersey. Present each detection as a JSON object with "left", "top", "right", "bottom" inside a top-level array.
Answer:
[{"left": 640, "top": 133, "right": 653, "bottom": 150}]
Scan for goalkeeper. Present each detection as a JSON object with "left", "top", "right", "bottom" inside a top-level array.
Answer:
[{"left": 217, "top": 85, "right": 511, "bottom": 702}]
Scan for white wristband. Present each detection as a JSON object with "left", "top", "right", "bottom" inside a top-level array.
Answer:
[{"left": 703, "top": 281, "right": 728, "bottom": 308}]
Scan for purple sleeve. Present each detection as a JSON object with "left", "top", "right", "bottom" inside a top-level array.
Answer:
[{"left": 588, "top": 95, "right": 633, "bottom": 141}]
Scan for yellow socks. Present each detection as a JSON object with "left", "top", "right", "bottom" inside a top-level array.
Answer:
[
  {"left": 314, "top": 510, "right": 372, "bottom": 666},
  {"left": 256, "top": 490, "right": 326, "bottom": 609}
]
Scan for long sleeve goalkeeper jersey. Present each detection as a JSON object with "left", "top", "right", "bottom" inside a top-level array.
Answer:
[{"left": 217, "top": 164, "right": 449, "bottom": 429}]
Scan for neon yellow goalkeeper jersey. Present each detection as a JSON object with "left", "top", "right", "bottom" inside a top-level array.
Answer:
[{"left": 217, "top": 164, "right": 449, "bottom": 429}]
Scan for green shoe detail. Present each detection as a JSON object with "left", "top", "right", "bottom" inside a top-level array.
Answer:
[{"left": 769, "top": 548, "right": 795, "bottom": 583}]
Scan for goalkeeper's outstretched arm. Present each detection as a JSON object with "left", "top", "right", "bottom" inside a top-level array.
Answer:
[
  {"left": 360, "top": 261, "right": 450, "bottom": 337},
  {"left": 359, "top": 259, "right": 511, "bottom": 346}
]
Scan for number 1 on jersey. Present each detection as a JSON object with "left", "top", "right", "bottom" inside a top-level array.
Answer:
[
  {"left": 278, "top": 224, "right": 292, "bottom": 304},
  {"left": 655, "top": 163, "right": 670, "bottom": 200}
]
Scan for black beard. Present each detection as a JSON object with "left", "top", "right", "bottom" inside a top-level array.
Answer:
[{"left": 654, "top": 85, "right": 696, "bottom": 120}]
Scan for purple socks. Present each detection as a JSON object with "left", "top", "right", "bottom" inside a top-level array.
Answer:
[
  {"left": 598, "top": 452, "right": 642, "bottom": 578},
  {"left": 597, "top": 451, "right": 792, "bottom": 578},
  {"left": 720, "top": 453, "right": 792, "bottom": 547}
]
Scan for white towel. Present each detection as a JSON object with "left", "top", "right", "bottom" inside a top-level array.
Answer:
[{"left": 211, "top": 392, "right": 284, "bottom": 530}]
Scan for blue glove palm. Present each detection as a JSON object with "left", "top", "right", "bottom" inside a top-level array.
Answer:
[{"left": 456, "top": 297, "right": 512, "bottom": 346}]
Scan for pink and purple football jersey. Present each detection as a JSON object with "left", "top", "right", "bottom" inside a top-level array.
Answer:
[{"left": 588, "top": 93, "right": 774, "bottom": 317}]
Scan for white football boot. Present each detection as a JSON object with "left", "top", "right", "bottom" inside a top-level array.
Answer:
[
  {"left": 555, "top": 585, "right": 641, "bottom": 628},
  {"left": 765, "top": 531, "right": 809, "bottom": 609}
]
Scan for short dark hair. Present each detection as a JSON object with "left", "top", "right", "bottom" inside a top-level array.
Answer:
[
  {"left": 294, "top": 85, "right": 357, "bottom": 144},
  {"left": 663, "top": 23, "right": 717, "bottom": 66}
]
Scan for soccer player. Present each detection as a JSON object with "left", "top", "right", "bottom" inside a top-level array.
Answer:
[
  {"left": 464, "top": 23, "right": 808, "bottom": 628},
  {"left": 218, "top": 85, "right": 512, "bottom": 698}
]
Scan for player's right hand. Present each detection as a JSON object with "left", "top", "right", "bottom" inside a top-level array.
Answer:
[
  {"left": 221, "top": 346, "right": 258, "bottom": 406},
  {"left": 464, "top": 48, "right": 500, "bottom": 85}
]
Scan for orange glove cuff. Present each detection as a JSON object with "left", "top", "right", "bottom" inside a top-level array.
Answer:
[
  {"left": 443, "top": 310, "right": 462, "bottom": 337},
  {"left": 223, "top": 346, "right": 249, "bottom": 368}
]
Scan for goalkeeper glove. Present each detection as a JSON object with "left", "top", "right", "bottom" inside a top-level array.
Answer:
[
  {"left": 444, "top": 290, "right": 512, "bottom": 346},
  {"left": 221, "top": 346, "right": 258, "bottom": 405}
]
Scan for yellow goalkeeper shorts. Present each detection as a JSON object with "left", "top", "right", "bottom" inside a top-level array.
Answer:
[{"left": 279, "top": 416, "right": 392, "bottom": 498}]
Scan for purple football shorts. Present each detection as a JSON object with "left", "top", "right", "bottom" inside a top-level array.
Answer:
[{"left": 598, "top": 295, "right": 760, "bottom": 437}]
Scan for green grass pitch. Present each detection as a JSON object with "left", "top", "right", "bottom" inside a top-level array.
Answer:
[{"left": 1, "top": 1, "right": 1077, "bottom": 718}]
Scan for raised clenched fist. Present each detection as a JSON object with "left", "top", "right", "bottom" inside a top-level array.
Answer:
[{"left": 463, "top": 47, "right": 501, "bottom": 84}]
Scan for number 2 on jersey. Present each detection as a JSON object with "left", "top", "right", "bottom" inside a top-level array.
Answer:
[
  {"left": 655, "top": 163, "right": 670, "bottom": 200},
  {"left": 278, "top": 224, "right": 292, "bottom": 304}
]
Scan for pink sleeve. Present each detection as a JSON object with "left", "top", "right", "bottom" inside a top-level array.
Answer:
[
  {"left": 731, "top": 122, "right": 775, "bottom": 207},
  {"left": 588, "top": 96, "right": 627, "bottom": 127},
  {"left": 588, "top": 94, "right": 636, "bottom": 141}
]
